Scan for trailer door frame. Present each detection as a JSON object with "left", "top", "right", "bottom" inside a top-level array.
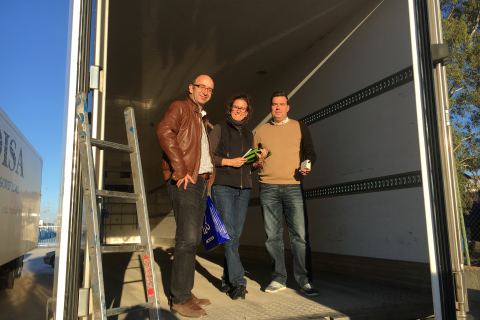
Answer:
[
  {"left": 55, "top": 0, "right": 94, "bottom": 318},
  {"left": 408, "top": 0, "right": 457, "bottom": 318}
]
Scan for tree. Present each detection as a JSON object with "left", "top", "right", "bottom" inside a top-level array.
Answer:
[{"left": 441, "top": 0, "right": 480, "bottom": 210}]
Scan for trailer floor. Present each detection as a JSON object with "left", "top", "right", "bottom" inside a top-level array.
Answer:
[
  {"left": 3, "top": 248, "right": 480, "bottom": 319},
  {"left": 103, "top": 247, "right": 434, "bottom": 320}
]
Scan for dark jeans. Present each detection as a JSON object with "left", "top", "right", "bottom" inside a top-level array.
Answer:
[
  {"left": 211, "top": 185, "right": 251, "bottom": 287},
  {"left": 259, "top": 183, "right": 309, "bottom": 287},
  {"left": 168, "top": 177, "right": 208, "bottom": 304}
]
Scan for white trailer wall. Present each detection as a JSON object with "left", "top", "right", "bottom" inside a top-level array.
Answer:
[
  {"left": 95, "top": 0, "right": 432, "bottom": 282},
  {"left": 0, "top": 108, "right": 42, "bottom": 265},
  {"left": 242, "top": 0, "right": 429, "bottom": 264}
]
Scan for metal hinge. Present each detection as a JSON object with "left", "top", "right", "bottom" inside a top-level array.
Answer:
[
  {"left": 431, "top": 43, "right": 449, "bottom": 66},
  {"left": 89, "top": 65, "right": 102, "bottom": 90},
  {"left": 77, "top": 287, "right": 90, "bottom": 317}
]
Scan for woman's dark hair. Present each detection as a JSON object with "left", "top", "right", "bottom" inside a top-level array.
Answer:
[{"left": 226, "top": 93, "right": 253, "bottom": 121}]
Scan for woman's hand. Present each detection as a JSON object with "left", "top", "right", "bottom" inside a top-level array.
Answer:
[{"left": 223, "top": 157, "right": 247, "bottom": 168}]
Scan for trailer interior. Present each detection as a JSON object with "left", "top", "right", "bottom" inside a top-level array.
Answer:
[{"left": 59, "top": 0, "right": 462, "bottom": 318}]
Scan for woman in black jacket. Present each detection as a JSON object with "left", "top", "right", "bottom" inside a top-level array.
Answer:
[{"left": 209, "top": 94, "right": 253, "bottom": 300}]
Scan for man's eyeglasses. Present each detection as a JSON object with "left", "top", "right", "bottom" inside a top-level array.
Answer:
[
  {"left": 232, "top": 105, "right": 248, "bottom": 112},
  {"left": 192, "top": 84, "right": 214, "bottom": 94}
]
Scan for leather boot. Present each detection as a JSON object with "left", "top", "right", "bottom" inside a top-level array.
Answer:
[
  {"left": 171, "top": 298, "right": 207, "bottom": 318},
  {"left": 191, "top": 293, "right": 211, "bottom": 306}
]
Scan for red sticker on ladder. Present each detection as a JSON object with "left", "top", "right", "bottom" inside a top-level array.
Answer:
[
  {"left": 143, "top": 255, "right": 155, "bottom": 297},
  {"left": 147, "top": 288, "right": 155, "bottom": 297}
]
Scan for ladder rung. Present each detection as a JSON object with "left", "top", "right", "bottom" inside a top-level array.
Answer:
[
  {"left": 101, "top": 244, "right": 146, "bottom": 253},
  {"left": 96, "top": 189, "right": 138, "bottom": 201},
  {"left": 91, "top": 138, "right": 132, "bottom": 153},
  {"left": 106, "top": 303, "right": 154, "bottom": 317}
]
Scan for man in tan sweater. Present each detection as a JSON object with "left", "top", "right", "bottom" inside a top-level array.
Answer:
[{"left": 254, "top": 91, "right": 318, "bottom": 296}]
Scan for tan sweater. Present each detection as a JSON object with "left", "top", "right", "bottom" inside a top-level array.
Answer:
[{"left": 254, "top": 120, "right": 302, "bottom": 184}]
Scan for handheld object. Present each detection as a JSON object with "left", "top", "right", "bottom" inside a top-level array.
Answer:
[{"left": 301, "top": 159, "right": 311, "bottom": 171}]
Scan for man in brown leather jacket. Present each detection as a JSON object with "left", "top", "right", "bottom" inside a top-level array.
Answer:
[{"left": 156, "top": 74, "right": 215, "bottom": 318}]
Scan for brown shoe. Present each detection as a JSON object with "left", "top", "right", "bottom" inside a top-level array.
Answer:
[
  {"left": 191, "top": 293, "right": 211, "bottom": 306},
  {"left": 171, "top": 298, "right": 207, "bottom": 318}
]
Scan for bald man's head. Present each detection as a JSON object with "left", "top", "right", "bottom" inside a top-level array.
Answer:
[{"left": 188, "top": 74, "right": 214, "bottom": 107}]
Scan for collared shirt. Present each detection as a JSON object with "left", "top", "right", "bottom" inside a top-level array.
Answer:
[
  {"left": 271, "top": 117, "right": 290, "bottom": 126},
  {"left": 198, "top": 120, "right": 213, "bottom": 174}
]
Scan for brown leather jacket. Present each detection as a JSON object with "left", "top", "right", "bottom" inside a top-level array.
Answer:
[{"left": 156, "top": 96, "right": 213, "bottom": 184}]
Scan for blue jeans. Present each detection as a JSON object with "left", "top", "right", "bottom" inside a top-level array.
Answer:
[
  {"left": 260, "top": 183, "right": 309, "bottom": 287},
  {"left": 212, "top": 185, "right": 251, "bottom": 287},
  {"left": 168, "top": 177, "right": 208, "bottom": 304}
]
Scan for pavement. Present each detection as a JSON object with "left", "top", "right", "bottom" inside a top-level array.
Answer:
[{"left": 0, "top": 247, "right": 54, "bottom": 320}]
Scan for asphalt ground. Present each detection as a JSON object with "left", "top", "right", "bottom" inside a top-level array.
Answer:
[{"left": 0, "top": 247, "right": 54, "bottom": 320}]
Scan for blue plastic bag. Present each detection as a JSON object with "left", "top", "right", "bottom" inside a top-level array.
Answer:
[{"left": 202, "top": 196, "right": 230, "bottom": 251}]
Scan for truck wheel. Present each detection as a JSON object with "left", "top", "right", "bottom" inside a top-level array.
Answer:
[
  {"left": 15, "top": 257, "right": 23, "bottom": 278},
  {"left": 15, "top": 265, "right": 22, "bottom": 278},
  {"left": 5, "top": 269, "right": 15, "bottom": 289}
]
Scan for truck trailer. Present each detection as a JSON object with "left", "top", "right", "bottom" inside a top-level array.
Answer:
[
  {"left": 53, "top": 0, "right": 469, "bottom": 318},
  {"left": 0, "top": 107, "right": 42, "bottom": 289}
]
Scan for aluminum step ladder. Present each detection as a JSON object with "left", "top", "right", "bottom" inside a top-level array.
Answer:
[{"left": 76, "top": 97, "right": 161, "bottom": 319}]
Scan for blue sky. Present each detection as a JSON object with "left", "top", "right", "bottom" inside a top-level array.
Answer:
[{"left": 0, "top": 1, "right": 70, "bottom": 222}]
